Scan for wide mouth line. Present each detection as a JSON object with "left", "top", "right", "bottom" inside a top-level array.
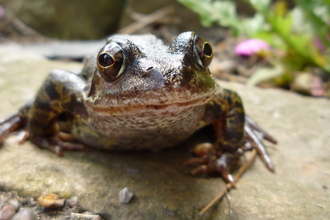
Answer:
[{"left": 86, "top": 93, "right": 214, "bottom": 111}]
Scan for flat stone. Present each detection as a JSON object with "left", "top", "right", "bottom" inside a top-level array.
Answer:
[
  {"left": 0, "top": 48, "right": 329, "bottom": 219},
  {"left": 12, "top": 208, "right": 37, "bottom": 220},
  {"left": 0, "top": 205, "right": 16, "bottom": 220}
]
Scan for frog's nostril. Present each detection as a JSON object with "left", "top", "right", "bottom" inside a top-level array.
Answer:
[{"left": 142, "top": 66, "right": 162, "bottom": 77}]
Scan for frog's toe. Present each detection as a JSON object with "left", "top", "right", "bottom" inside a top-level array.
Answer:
[
  {"left": 245, "top": 117, "right": 276, "bottom": 172},
  {"left": 184, "top": 143, "right": 238, "bottom": 185},
  {"left": 189, "top": 163, "right": 236, "bottom": 185},
  {"left": 245, "top": 115, "right": 277, "bottom": 144},
  {"left": 52, "top": 138, "right": 88, "bottom": 154},
  {"left": 0, "top": 113, "right": 23, "bottom": 144},
  {"left": 183, "top": 143, "right": 215, "bottom": 166},
  {"left": 57, "top": 132, "right": 77, "bottom": 141},
  {"left": 17, "top": 130, "right": 29, "bottom": 144},
  {"left": 30, "top": 135, "right": 88, "bottom": 156}
]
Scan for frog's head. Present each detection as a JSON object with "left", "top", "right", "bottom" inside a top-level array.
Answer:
[{"left": 86, "top": 31, "right": 216, "bottom": 113}]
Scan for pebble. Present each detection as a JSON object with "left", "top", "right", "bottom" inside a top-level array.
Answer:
[
  {"left": 12, "top": 208, "right": 37, "bottom": 220},
  {"left": 0, "top": 191, "right": 99, "bottom": 219},
  {"left": 0, "top": 195, "right": 8, "bottom": 208},
  {"left": 0, "top": 205, "right": 16, "bottom": 220},
  {"left": 67, "top": 196, "right": 79, "bottom": 207},
  {"left": 38, "top": 193, "right": 65, "bottom": 209},
  {"left": 38, "top": 214, "right": 49, "bottom": 220},
  {"left": 119, "top": 187, "right": 134, "bottom": 204},
  {"left": 7, "top": 200, "right": 19, "bottom": 210}
]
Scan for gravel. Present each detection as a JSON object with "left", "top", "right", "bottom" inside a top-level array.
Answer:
[{"left": 0, "top": 191, "right": 103, "bottom": 220}]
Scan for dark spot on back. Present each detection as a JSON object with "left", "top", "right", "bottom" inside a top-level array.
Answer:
[{"left": 44, "top": 81, "right": 61, "bottom": 100}]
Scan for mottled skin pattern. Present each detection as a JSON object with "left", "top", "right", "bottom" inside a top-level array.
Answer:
[{"left": 0, "top": 32, "right": 275, "bottom": 184}]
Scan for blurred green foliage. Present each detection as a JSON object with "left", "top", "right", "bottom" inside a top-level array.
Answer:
[{"left": 178, "top": 0, "right": 330, "bottom": 86}]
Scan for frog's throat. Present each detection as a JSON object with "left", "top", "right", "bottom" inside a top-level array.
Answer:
[{"left": 85, "top": 93, "right": 214, "bottom": 114}]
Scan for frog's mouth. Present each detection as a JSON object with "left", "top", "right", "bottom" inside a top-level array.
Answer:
[{"left": 86, "top": 92, "right": 214, "bottom": 115}]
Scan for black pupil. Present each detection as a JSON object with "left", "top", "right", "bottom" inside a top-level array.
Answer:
[
  {"left": 203, "top": 43, "right": 212, "bottom": 56},
  {"left": 99, "top": 53, "right": 114, "bottom": 67}
]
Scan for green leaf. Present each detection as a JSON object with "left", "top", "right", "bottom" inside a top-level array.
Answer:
[
  {"left": 252, "top": 31, "right": 287, "bottom": 50},
  {"left": 249, "top": 0, "right": 271, "bottom": 13},
  {"left": 240, "top": 13, "right": 265, "bottom": 37},
  {"left": 291, "top": 7, "right": 313, "bottom": 36},
  {"left": 178, "top": 0, "right": 330, "bottom": 75},
  {"left": 295, "top": 0, "right": 330, "bottom": 48},
  {"left": 247, "top": 65, "right": 284, "bottom": 86},
  {"left": 178, "top": 0, "right": 241, "bottom": 34}
]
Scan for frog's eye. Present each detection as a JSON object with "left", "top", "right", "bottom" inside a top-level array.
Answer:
[
  {"left": 97, "top": 43, "right": 126, "bottom": 81},
  {"left": 193, "top": 35, "right": 213, "bottom": 69}
]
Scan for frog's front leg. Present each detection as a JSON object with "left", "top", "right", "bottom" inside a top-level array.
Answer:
[
  {"left": 185, "top": 88, "right": 245, "bottom": 184},
  {"left": 185, "top": 88, "right": 275, "bottom": 184},
  {"left": 26, "top": 69, "right": 88, "bottom": 155}
]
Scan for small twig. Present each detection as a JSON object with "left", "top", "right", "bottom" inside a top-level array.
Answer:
[
  {"left": 70, "top": 213, "right": 102, "bottom": 218},
  {"left": 198, "top": 148, "right": 257, "bottom": 217},
  {"left": 225, "top": 191, "right": 232, "bottom": 216},
  {"left": 11, "top": 16, "right": 43, "bottom": 38},
  {"left": 118, "top": 6, "right": 174, "bottom": 34}
]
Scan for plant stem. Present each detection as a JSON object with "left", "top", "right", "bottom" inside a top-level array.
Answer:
[{"left": 198, "top": 148, "right": 258, "bottom": 217}]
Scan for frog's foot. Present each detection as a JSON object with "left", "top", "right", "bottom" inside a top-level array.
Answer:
[
  {"left": 245, "top": 115, "right": 276, "bottom": 172},
  {"left": 0, "top": 113, "right": 23, "bottom": 144},
  {"left": 183, "top": 143, "right": 239, "bottom": 185},
  {"left": 29, "top": 134, "right": 88, "bottom": 156},
  {"left": 245, "top": 115, "right": 277, "bottom": 144},
  {"left": 18, "top": 129, "right": 29, "bottom": 144}
]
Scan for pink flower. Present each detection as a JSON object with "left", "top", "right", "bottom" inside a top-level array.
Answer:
[
  {"left": 0, "top": 5, "right": 4, "bottom": 18},
  {"left": 313, "top": 37, "right": 326, "bottom": 54},
  {"left": 235, "top": 39, "right": 271, "bottom": 56}
]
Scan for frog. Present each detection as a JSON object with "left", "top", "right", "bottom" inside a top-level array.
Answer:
[{"left": 0, "top": 32, "right": 276, "bottom": 185}]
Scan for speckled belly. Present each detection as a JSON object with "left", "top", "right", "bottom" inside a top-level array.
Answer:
[{"left": 71, "top": 104, "right": 206, "bottom": 151}]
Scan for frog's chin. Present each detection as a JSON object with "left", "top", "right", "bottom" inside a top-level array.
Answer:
[{"left": 86, "top": 93, "right": 214, "bottom": 114}]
